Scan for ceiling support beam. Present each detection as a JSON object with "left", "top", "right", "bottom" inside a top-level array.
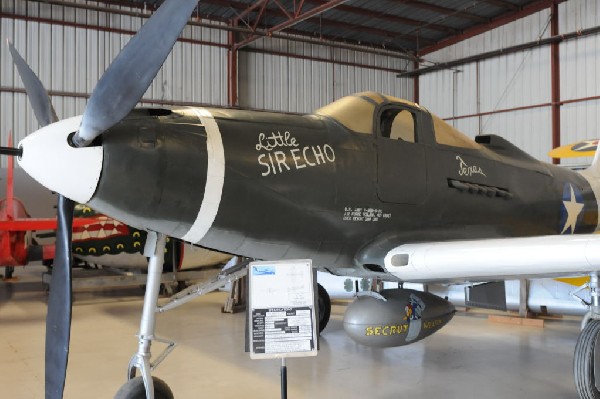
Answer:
[
  {"left": 0, "top": 12, "right": 229, "bottom": 48},
  {"left": 306, "top": 0, "right": 459, "bottom": 34},
  {"left": 419, "top": 0, "right": 566, "bottom": 56},
  {"left": 242, "top": 48, "right": 407, "bottom": 73},
  {"left": 482, "top": 0, "right": 520, "bottom": 11},
  {"left": 233, "top": 0, "right": 269, "bottom": 25},
  {"left": 18, "top": 0, "right": 415, "bottom": 60},
  {"left": 398, "top": 26, "right": 600, "bottom": 78},
  {"left": 206, "top": 0, "right": 428, "bottom": 49},
  {"left": 298, "top": 17, "right": 436, "bottom": 46},
  {"left": 550, "top": 3, "right": 560, "bottom": 164},
  {"left": 234, "top": 0, "right": 347, "bottom": 49},
  {"left": 398, "top": 1, "right": 488, "bottom": 23},
  {"left": 399, "top": 23, "right": 600, "bottom": 78}
]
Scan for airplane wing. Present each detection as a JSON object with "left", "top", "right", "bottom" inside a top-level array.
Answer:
[
  {"left": 376, "top": 234, "right": 600, "bottom": 283},
  {"left": 0, "top": 217, "right": 99, "bottom": 231}
]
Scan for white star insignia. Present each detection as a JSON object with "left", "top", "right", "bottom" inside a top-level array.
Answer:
[{"left": 561, "top": 184, "right": 584, "bottom": 234}]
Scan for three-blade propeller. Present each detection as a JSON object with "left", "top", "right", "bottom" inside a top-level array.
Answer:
[{"left": 7, "top": 0, "right": 200, "bottom": 397}]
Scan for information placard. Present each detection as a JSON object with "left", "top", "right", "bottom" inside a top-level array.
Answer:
[{"left": 248, "top": 259, "right": 317, "bottom": 359}]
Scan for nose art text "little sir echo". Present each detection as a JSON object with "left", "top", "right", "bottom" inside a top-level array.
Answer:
[{"left": 256, "top": 131, "right": 335, "bottom": 177}]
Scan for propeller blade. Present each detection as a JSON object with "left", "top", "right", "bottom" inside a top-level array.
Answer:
[
  {"left": 45, "top": 195, "right": 74, "bottom": 399},
  {"left": 73, "top": 0, "right": 199, "bottom": 147},
  {"left": 7, "top": 40, "right": 58, "bottom": 127},
  {"left": 8, "top": 40, "right": 73, "bottom": 399}
]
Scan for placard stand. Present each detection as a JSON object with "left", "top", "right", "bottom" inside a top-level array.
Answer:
[
  {"left": 280, "top": 357, "right": 287, "bottom": 399},
  {"left": 247, "top": 259, "right": 317, "bottom": 399}
]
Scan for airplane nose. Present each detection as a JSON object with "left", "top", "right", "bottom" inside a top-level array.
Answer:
[
  {"left": 18, "top": 109, "right": 219, "bottom": 242},
  {"left": 86, "top": 110, "right": 212, "bottom": 239},
  {"left": 17, "top": 115, "right": 104, "bottom": 204}
]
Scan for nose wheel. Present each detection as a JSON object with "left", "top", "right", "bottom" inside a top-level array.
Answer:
[
  {"left": 114, "top": 377, "right": 173, "bottom": 399},
  {"left": 574, "top": 273, "right": 600, "bottom": 399}
]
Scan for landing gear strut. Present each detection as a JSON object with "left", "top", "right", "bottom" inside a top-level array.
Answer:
[
  {"left": 574, "top": 273, "right": 600, "bottom": 399},
  {"left": 117, "top": 233, "right": 176, "bottom": 399},
  {"left": 115, "top": 236, "right": 252, "bottom": 398}
]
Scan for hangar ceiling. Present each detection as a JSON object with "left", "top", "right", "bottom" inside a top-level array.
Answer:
[{"left": 96, "top": 0, "right": 563, "bottom": 56}]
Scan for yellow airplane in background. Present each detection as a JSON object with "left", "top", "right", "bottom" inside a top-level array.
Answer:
[{"left": 549, "top": 139, "right": 599, "bottom": 159}]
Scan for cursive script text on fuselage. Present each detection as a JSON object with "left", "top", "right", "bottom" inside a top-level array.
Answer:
[
  {"left": 256, "top": 131, "right": 335, "bottom": 177},
  {"left": 456, "top": 155, "right": 486, "bottom": 177},
  {"left": 255, "top": 131, "right": 299, "bottom": 151}
]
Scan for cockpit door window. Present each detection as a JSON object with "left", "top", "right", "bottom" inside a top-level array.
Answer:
[
  {"left": 376, "top": 105, "right": 427, "bottom": 204},
  {"left": 380, "top": 109, "right": 417, "bottom": 142}
]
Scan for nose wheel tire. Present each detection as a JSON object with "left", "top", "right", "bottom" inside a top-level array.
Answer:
[
  {"left": 317, "top": 283, "right": 331, "bottom": 333},
  {"left": 574, "top": 319, "right": 600, "bottom": 399},
  {"left": 114, "top": 376, "right": 174, "bottom": 399}
]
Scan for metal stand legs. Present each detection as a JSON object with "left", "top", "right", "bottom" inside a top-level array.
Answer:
[{"left": 126, "top": 232, "right": 175, "bottom": 399}]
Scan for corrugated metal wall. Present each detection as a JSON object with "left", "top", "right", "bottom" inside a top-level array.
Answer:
[
  {"left": 559, "top": 0, "right": 600, "bottom": 166},
  {"left": 419, "top": 10, "right": 553, "bottom": 162},
  {"left": 0, "top": 0, "right": 228, "bottom": 161},
  {"left": 420, "top": 0, "right": 600, "bottom": 165},
  {"left": 239, "top": 37, "right": 413, "bottom": 113}
]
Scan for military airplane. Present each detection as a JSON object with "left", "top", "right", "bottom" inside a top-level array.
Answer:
[{"left": 5, "top": 0, "right": 600, "bottom": 398}]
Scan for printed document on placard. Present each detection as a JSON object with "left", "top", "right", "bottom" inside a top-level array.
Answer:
[{"left": 250, "top": 261, "right": 313, "bottom": 309}]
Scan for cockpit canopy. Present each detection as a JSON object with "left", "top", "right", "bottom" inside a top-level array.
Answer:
[{"left": 315, "top": 91, "right": 480, "bottom": 150}]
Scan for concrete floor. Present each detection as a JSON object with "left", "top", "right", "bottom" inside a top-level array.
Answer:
[{"left": 0, "top": 266, "right": 584, "bottom": 399}]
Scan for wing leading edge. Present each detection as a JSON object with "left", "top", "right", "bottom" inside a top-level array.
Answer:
[{"left": 382, "top": 234, "right": 600, "bottom": 283}]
